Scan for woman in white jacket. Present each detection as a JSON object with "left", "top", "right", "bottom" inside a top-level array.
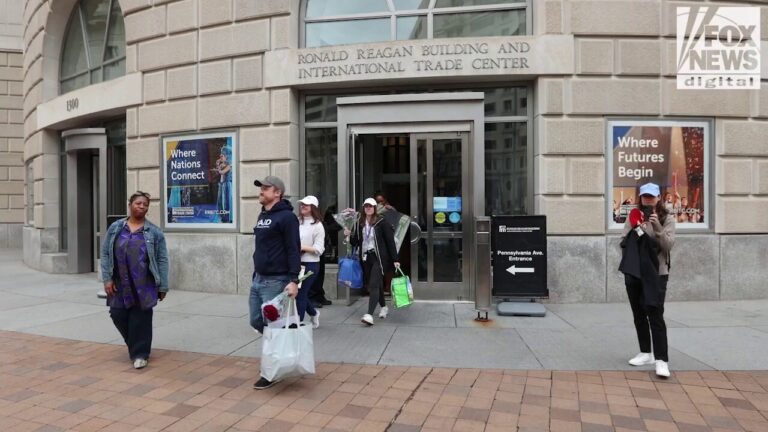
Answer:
[{"left": 297, "top": 195, "right": 324, "bottom": 328}]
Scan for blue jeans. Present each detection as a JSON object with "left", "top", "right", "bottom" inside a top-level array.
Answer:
[
  {"left": 249, "top": 273, "right": 290, "bottom": 333},
  {"left": 297, "top": 262, "right": 319, "bottom": 321}
]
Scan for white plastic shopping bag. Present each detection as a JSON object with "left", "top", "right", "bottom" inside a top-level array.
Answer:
[{"left": 260, "top": 298, "right": 315, "bottom": 382}]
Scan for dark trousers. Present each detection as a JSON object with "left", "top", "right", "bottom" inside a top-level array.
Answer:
[
  {"left": 364, "top": 251, "right": 386, "bottom": 315},
  {"left": 297, "top": 262, "right": 319, "bottom": 321},
  {"left": 110, "top": 307, "right": 153, "bottom": 361},
  {"left": 626, "top": 274, "right": 669, "bottom": 362},
  {"left": 309, "top": 255, "right": 328, "bottom": 303}
]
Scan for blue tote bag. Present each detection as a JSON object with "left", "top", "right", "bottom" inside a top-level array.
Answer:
[{"left": 338, "top": 249, "right": 363, "bottom": 290}]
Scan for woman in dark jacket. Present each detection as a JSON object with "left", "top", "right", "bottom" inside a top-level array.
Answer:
[
  {"left": 347, "top": 198, "right": 400, "bottom": 326},
  {"left": 619, "top": 182, "right": 675, "bottom": 378},
  {"left": 101, "top": 191, "right": 169, "bottom": 370}
]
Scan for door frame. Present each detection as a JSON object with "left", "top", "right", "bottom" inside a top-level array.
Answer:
[
  {"left": 337, "top": 93, "right": 485, "bottom": 301},
  {"left": 62, "top": 128, "right": 107, "bottom": 274}
]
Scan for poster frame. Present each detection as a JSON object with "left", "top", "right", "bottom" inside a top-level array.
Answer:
[
  {"left": 605, "top": 118, "right": 712, "bottom": 232},
  {"left": 160, "top": 129, "right": 239, "bottom": 232}
]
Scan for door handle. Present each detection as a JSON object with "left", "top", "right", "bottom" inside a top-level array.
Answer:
[{"left": 410, "top": 220, "right": 422, "bottom": 244}]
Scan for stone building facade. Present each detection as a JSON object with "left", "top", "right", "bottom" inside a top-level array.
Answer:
[
  {"left": 0, "top": 0, "right": 24, "bottom": 248},
  {"left": 18, "top": 0, "right": 768, "bottom": 303}
]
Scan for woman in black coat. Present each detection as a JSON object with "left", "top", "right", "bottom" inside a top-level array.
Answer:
[{"left": 347, "top": 198, "right": 400, "bottom": 326}]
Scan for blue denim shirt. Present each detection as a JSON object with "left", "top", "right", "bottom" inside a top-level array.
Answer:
[{"left": 100, "top": 218, "right": 169, "bottom": 292}]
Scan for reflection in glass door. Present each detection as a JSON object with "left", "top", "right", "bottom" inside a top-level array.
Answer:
[{"left": 410, "top": 133, "right": 469, "bottom": 300}]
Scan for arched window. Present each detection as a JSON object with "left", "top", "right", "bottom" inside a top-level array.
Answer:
[
  {"left": 303, "top": 0, "right": 527, "bottom": 48},
  {"left": 60, "top": 0, "right": 125, "bottom": 94}
]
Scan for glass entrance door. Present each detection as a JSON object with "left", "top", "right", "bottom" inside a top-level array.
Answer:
[
  {"left": 350, "top": 130, "right": 470, "bottom": 300},
  {"left": 410, "top": 133, "right": 469, "bottom": 300}
]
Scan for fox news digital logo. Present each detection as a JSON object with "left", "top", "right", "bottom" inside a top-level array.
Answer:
[{"left": 677, "top": 6, "right": 760, "bottom": 90}]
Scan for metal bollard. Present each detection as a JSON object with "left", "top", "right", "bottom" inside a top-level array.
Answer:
[{"left": 474, "top": 217, "right": 492, "bottom": 321}]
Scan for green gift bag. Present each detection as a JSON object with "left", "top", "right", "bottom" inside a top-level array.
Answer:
[{"left": 391, "top": 268, "right": 413, "bottom": 309}]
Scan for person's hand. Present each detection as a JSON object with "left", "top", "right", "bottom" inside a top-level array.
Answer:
[
  {"left": 649, "top": 213, "right": 662, "bottom": 231},
  {"left": 344, "top": 228, "right": 351, "bottom": 236},
  {"left": 285, "top": 282, "right": 299, "bottom": 298},
  {"left": 104, "top": 281, "right": 116, "bottom": 296},
  {"left": 394, "top": 262, "right": 401, "bottom": 270},
  {"left": 159, "top": 292, "right": 167, "bottom": 301}
]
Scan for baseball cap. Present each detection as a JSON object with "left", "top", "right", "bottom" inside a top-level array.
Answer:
[
  {"left": 299, "top": 195, "right": 319, "bottom": 207},
  {"left": 363, "top": 198, "right": 377, "bottom": 207},
  {"left": 253, "top": 175, "right": 285, "bottom": 193},
  {"left": 639, "top": 182, "right": 660, "bottom": 197}
]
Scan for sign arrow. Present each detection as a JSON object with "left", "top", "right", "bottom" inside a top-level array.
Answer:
[{"left": 506, "top": 265, "right": 534, "bottom": 275}]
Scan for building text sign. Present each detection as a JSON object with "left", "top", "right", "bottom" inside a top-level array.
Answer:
[
  {"left": 265, "top": 35, "right": 574, "bottom": 87},
  {"left": 491, "top": 215, "right": 548, "bottom": 299}
]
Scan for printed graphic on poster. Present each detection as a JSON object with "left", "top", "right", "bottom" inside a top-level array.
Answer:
[
  {"left": 162, "top": 131, "right": 237, "bottom": 230},
  {"left": 608, "top": 121, "right": 709, "bottom": 229}
]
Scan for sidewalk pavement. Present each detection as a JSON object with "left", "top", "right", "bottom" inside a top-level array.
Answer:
[
  {"left": 1, "top": 331, "right": 768, "bottom": 432},
  {"left": 1, "top": 249, "right": 768, "bottom": 371}
]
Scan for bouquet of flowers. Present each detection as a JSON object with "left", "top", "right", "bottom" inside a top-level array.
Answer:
[
  {"left": 261, "top": 269, "right": 314, "bottom": 328},
  {"left": 333, "top": 208, "right": 359, "bottom": 254}
]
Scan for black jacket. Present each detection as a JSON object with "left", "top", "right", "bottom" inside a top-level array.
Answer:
[
  {"left": 349, "top": 217, "right": 399, "bottom": 275},
  {"left": 619, "top": 228, "right": 662, "bottom": 307},
  {"left": 252, "top": 199, "right": 301, "bottom": 279}
]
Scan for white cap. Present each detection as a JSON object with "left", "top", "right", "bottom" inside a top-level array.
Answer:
[
  {"left": 299, "top": 195, "right": 319, "bottom": 207},
  {"left": 639, "top": 183, "right": 661, "bottom": 197},
  {"left": 363, "top": 198, "right": 377, "bottom": 207}
]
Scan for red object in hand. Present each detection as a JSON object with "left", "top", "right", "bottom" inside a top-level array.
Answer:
[
  {"left": 628, "top": 208, "right": 644, "bottom": 228},
  {"left": 263, "top": 304, "right": 279, "bottom": 322}
]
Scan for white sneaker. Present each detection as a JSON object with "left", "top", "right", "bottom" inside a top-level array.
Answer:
[
  {"left": 133, "top": 358, "right": 148, "bottom": 369},
  {"left": 311, "top": 310, "right": 320, "bottom": 329},
  {"left": 655, "top": 360, "right": 670, "bottom": 378},
  {"left": 628, "top": 352, "right": 655, "bottom": 366},
  {"left": 378, "top": 306, "right": 388, "bottom": 319},
  {"left": 361, "top": 314, "right": 374, "bottom": 326}
]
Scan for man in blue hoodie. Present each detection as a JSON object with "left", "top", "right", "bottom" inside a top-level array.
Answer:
[{"left": 250, "top": 175, "right": 301, "bottom": 390}]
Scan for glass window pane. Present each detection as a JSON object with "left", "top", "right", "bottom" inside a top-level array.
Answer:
[
  {"left": 436, "top": 0, "right": 519, "bottom": 6},
  {"left": 397, "top": 16, "right": 427, "bottom": 40},
  {"left": 104, "top": 0, "right": 125, "bottom": 61},
  {"left": 82, "top": 0, "right": 109, "bottom": 65},
  {"left": 393, "top": 0, "right": 430, "bottom": 9},
  {"left": 91, "top": 68, "right": 103, "bottom": 84},
  {"left": 483, "top": 87, "right": 527, "bottom": 117},
  {"left": 433, "top": 239, "right": 463, "bottom": 282},
  {"left": 306, "top": 0, "right": 390, "bottom": 17},
  {"left": 60, "top": 74, "right": 90, "bottom": 94},
  {"left": 305, "top": 128, "right": 339, "bottom": 261},
  {"left": 306, "top": 19, "right": 391, "bottom": 47},
  {"left": 485, "top": 122, "right": 527, "bottom": 216},
  {"left": 434, "top": 9, "right": 526, "bottom": 38},
  {"left": 432, "top": 138, "right": 463, "bottom": 232},
  {"left": 60, "top": 10, "right": 88, "bottom": 78},
  {"left": 106, "top": 120, "right": 127, "bottom": 218},
  {"left": 305, "top": 95, "right": 339, "bottom": 123},
  {"left": 103, "top": 58, "right": 125, "bottom": 80}
]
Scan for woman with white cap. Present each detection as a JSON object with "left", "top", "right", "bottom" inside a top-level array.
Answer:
[
  {"left": 347, "top": 198, "right": 400, "bottom": 326},
  {"left": 619, "top": 182, "right": 676, "bottom": 378},
  {"left": 297, "top": 195, "right": 323, "bottom": 328}
]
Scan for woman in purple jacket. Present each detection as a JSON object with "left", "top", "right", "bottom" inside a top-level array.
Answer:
[{"left": 101, "top": 191, "right": 169, "bottom": 370}]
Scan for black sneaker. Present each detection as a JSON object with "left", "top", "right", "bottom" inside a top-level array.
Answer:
[
  {"left": 321, "top": 299, "right": 332, "bottom": 306},
  {"left": 253, "top": 377, "right": 279, "bottom": 390}
]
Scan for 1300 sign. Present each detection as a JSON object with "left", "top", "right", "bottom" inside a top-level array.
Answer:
[{"left": 66, "top": 98, "right": 79, "bottom": 112}]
